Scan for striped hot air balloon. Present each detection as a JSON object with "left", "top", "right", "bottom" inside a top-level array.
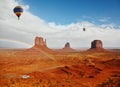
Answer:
[{"left": 13, "top": 6, "right": 23, "bottom": 20}]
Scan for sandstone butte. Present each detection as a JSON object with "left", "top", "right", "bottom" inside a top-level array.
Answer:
[
  {"left": 33, "top": 36, "right": 107, "bottom": 52},
  {"left": 88, "top": 40, "right": 107, "bottom": 52}
]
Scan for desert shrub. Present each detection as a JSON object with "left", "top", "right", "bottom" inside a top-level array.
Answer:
[
  {"left": 96, "top": 82, "right": 106, "bottom": 87},
  {"left": 39, "top": 79, "right": 43, "bottom": 83},
  {"left": 79, "top": 71, "right": 85, "bottom": 78},
  {"left": 88, "top": 75, "right": 94, "bottom": 78},
  {"left": 66, "top": 80, "right": 70, "bottom": 83},
  {"left": 111, "top": 73, "right": 120, "bottom": 77},
  {"left": 96, "top": 77, "right": 120, "bottom": 87},
  {"left": 64, "top": 66, "right": 69, "bottom": 69}
]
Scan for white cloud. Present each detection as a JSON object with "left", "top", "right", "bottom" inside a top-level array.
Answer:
[
  {"left": 0, "top": 0, "right": 120, "bottom": 49},
  {"left": 98, "top": 17, "right": 111, "bottom": 22}
]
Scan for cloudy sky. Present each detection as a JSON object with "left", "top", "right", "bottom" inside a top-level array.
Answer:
[{"left": 0, "top": 0, "right": 120, "bottom": 49}]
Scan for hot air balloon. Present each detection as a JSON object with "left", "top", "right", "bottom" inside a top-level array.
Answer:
[
  {"left": 13, "top": 6, "right": 23, "bottom": 20},
  {"left": 83, "top": 28, "right": 86, "bottom": 31}
]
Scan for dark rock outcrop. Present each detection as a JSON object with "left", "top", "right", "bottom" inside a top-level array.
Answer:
[
  {"left": 88, "top": 40, "right": 106, "bottom": 51},
  {"left": 64, "top": 42, "right": 70, "bottom": 48},
  {"left": 62, "top": 42, "right": 76, "bottom": 52},
  {"left": 91, "top": 40, "right": 103, "bottom": 49},
  {"left": 35, "top": 36, "right": 47, "bottom": 47}
]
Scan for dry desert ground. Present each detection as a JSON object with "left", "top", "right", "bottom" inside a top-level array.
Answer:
[{"left": 0, "top": 47, "right": 120, "bottom": 87}]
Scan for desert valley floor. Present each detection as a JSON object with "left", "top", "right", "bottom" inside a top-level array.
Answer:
[{"left": 0, "top": 46, "right": 120, "bottom": 87}]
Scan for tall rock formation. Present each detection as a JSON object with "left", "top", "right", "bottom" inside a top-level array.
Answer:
[
  {"left": 91, "top": 40, "right": 103, "bottom": 49},
  {"left": 62, "top": 42, "right": 75, "bottom": 52},
  {"left": 32, "top": 36, "right": 53, "bottom": 53},
  {"left": 64, "top": 42, "right": 70, "bottom": 48},
  {"left": 34, "top": 36, "right": 47, "bottom": 47},
  {"left": 20, "top": 36, "right": 54, "bottom": 60},
  {"left": 88, "top": 40, "right": 106, "bottom": 51}
]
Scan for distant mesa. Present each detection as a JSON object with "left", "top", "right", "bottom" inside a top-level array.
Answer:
[
  {"left": 34, "top": 37, "right": 106, "bottom": 52},
  {"left": 64, "top": 42, "right": 71, "bottom": 48},
  {"left": 35, "top": 36, "right": 47, "bottom": 47},
  {"left": 23, "top": 36, "right": 49, "bottom": 53},
  {"left": 30, "top": 37, "right": 108, "bottom": 52},
  {"left": 62, "top": 42, "right": 76, "bottom": 52},
  {"left": 91, "top": 40, "right": 103, "bottom": 49},
  {"left": 33, "top": 36, "right": 53, "bottom": 53},
  {"left": 18, "top": 36, "right": 48, "bottom": 54},
  {"left": 18, "top": 36, "right": 54, "bottom": 60},
  {"left": 88, "top": 40, "right": 106, "bottom": 51}
]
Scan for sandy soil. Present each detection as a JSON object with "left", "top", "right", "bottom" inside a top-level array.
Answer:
[{"left": 0, "top": 48, "right": 120, "bottom": 87}]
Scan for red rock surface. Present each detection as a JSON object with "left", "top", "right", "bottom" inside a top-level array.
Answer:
[
  {"left": 35, "top": 36, "right": 46, "bottom": 47},
  {"left": 64, "top": 42, "right": 70, "bottom": 48},
  {"left": 62, "top": 42, "right": 76, "bottom": 52},
  {"left": 91, "top": 40, "right": 103, "bottom": 49},
  {"left": 32, "top": 36, "right": 55, "bottom": 54},
  {"left": 88, "top": 40, "right": 107, "bottom": 51}
]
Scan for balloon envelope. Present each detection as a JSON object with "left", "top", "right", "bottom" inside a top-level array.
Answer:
[{"left": 13, "top": 6, "right": 23, "bottom": 20}]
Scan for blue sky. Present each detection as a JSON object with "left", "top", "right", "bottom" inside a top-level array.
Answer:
[
  {"left": 23, "top": 0, "right": 120, "bottom": 25},
  {"left": 0, "top": 0, "right": 120, "bottom": 48}
]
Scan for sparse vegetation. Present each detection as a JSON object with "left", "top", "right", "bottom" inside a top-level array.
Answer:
[{"left": 88, "top": 75, "right": 94, "bottom": 78}]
